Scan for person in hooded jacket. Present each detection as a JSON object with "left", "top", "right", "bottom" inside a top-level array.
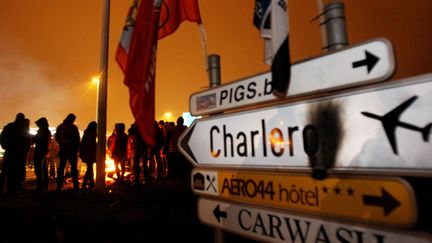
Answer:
[
  {"left": 32, "top": 117, "right": 52, "bottom": 191},
  {"left": 109, "top": 123, "right": 128, "bottom": 182},
  {"left": 80, "top": 121, "right": 97, "bottom": 190},
  {"left": 128, "top": 123, "right": 148, "bottom": 187},
  {"left": 55, "top": 113, "right": 80, "bottom": 191}
]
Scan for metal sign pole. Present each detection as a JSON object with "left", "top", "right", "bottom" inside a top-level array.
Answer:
[
  {"left": 208, "top": 54, "right": 221, "bottom": 87},
  {"left": 316, "top": 0, "right": 328, "bottom": 52},
  {"left": 323, "top": 1, "right": 348, "bottom": 51},
  {"left": 96, "top": 0, "right": 110, "bottom": 191},
  {"left": 207, "top": 54, "right": 225, "bottom": 243}
]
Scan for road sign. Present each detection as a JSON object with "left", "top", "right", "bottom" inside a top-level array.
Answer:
[
  {"left": 179, "top": 73, "right": 432, "bottom": 176},
  {"left": 198, "top": 198, "right": 431, "bottom": 243},
  {"left": 192, "top": 169, "right": 416, "bottom": 226},
  {"left": 189, "top": 38, "right": 395, "bottom": 116}
]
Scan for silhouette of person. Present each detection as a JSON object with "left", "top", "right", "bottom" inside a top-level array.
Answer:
[
  {"left": 32, "top": 117, "right": 52, "bottom": 191},
  {"left": 0, "top": 113, "right": 32, "bottom": 195},
  {"left": 158, "top": 120, "right": 169, "bottom": 178},
  {"left": 55, "top": 113, "right": 80, "bottom": 191},
  {"left": 149, "top": 120, "right": 164, "bottom": 181},
  {"left": 128, "top": 123, "right": 148, "bottom": 186},
  {"left": 107, "top": 126, "right": 116, "bottom": 158},
  {"left": 18, "top": 118, "right": 32, "bottom": 189},
  {"left": 79, "top": 121, "right": 97, "bottom": 190},
  {"left": 109, "top": 123, "right": 128, "bottom": 182},
  {"left": 167, "top": 117, "right": 190, "bottom": 180},
  {"left": 126, "top": 124, "right": 136, "bottom": 175},
  {"left": 46, "top": 136, "right": 59, "bottom": 178}
]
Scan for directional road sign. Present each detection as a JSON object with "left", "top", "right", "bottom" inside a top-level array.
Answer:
[
  {"left": 179, "top": 73, "right": 432, "bottom": 176},
  {"left": 189, "top": 38, "right": 395, "bottom": 116},
  {"left": 192, "top": 169, "right": 417, "bottom": 226},
  {"left": 198, "top": 198, "right": 431, "bottom": 243}
]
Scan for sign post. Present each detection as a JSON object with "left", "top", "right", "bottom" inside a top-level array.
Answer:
[
  {"left": 198, "top": 198, "right": 431, "bottom": 243},
  {"left": 184, "top": 34, "right": 429, "bottom": 242},
  {"left": 180, "top": 74, "right": 432, "bottom": 176},
  {"left": 189, "top": 38, "right": 395, "bottom": 116},
  {"left": 192, "top": 169, "right": 417, "bottom": 226}
]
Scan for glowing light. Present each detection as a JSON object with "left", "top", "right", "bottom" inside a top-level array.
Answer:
[
  {"left": 211, "top": 150, "right": 221, "bottom": 158},
  {"left": 92, "top": 75, "right": 100, "bottom": 85},
  {"left": 270, "top": 136, "right": 286, "bottom": 147},
  {"left": 164, "top": 112, "right": 172, "bottom": 121},
  {"left": 103, "top": 154, "right": 131, "bottom": 185},
  {"left": 104, "top": 155, "right": 117, "bottom": 185},
  {"left": 105, "top": 155, "right": 116, "bottom": 173}
]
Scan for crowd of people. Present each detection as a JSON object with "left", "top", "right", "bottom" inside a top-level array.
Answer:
[{"left": 0, "top": 112, "right": 191, "bottom": 196}]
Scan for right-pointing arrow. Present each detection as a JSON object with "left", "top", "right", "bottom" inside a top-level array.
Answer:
[
  {"left": 352, "top": 50, "right": 380, "bottom": 73},
  {"left": 213, "top": 205, "right": 227, "bottom": 223},
  {"left": 363, "top": 188, "right": 401, "bottom": 216}
]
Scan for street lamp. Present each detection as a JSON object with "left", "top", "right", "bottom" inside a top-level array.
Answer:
[
  {"left": 164, "top": 112, "right": 172, "bottom": 121},
  {"left": 92, "top": 75, "right": 100, "bottom": 85}
]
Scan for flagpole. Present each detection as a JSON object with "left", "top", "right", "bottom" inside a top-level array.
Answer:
[
  {"left": 96, "top": 0, "right": 110, "bottom": 191},
  {"left": 198, "top": 24, "right": 209, "bottom": 80}
]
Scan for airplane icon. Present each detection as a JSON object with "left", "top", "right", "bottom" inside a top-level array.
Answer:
[{"left": 361, "top": 95, "right": 431, "bottom": 155}]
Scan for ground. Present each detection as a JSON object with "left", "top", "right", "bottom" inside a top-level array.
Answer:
[{"left": 0, "top": 175, "right": 254, "bottom": 243}]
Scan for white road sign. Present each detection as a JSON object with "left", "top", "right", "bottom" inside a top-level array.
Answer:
[
  {"left": 198, "top": 198, "right": 431, "bottom": 243},
  {"left": 179, "top": 73, "right": 432, "bottom": 176},
  {"left": 190, "top": 38, "right": 395, "bottom": 116}
]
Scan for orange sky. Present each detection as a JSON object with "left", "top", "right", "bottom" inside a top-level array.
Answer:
[{"left": 0, "top": 0, "right": 431, "bottom": 131}]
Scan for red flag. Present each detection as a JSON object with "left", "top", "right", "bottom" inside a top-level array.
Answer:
[
  {"left": 116, "top": 1, "right": 140, "bottom": 73},
  {"left": 158, "top": 0, "right": 202, "bottom": 39},
  {"left": 117, "top": 0, "right": 203, "bottom": 147},
  {"left": 116, "top": 0, "right": 202, "bottom": 72},
  {"left": 123, "top": 0, "right": 161, "bottom": 147}
]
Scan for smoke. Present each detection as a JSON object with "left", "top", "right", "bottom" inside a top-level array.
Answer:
[{"left": 0, "top": 37, "right": 76, "bottom": 128}]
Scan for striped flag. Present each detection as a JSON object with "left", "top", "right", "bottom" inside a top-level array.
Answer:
[
  {"left": 254, "top": 0, "right": 291, "bottom": 97},
  {"left": 116, "top": 0, "right": 203, "bottom": 147},
  {"left": 121, "top": 0, "right": 161, "bottom": 147},
  {"left": 116, "top": 0, "right": 140, "bottom": 73},
  {"left": 116, "top": 0, "right": 202, "bottom": 73},
  {"left": 158, "top": 0, "right": 202, "bottom": 39}
]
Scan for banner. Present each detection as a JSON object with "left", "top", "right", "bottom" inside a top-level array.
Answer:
[
  {"left": 117, "top": 0, "right": 202, "bottom": 72},
  {"left": 117, "top": 0, "right": 203, "bottom": 146},
  {"left": 116, "top": 0, "right": 140, "bottom": 73},
  {"left": 254, "top": 0, "right": 291, "bottom": 97},
  {"left": 123, "top": 0, "right": 161, "bottom": 147},
  {"left": 158, "top": 0, "right": 202, "bottom": 39}
]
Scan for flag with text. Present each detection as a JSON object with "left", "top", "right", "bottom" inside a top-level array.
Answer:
[
  {"left": 158, "top": 0, "right": 202, "bottom": 39},
  {"left": 116, "top": 0, "right": 202, "bottom": 72},
  {"left": 117, "top": 0, "right": 203, "bottom": 146},
  {"left": 254, "top": 0, "right": 291, "bottom": 97},
  {"left": 122, "top": 0, "right": 160, "bottom": 147}
]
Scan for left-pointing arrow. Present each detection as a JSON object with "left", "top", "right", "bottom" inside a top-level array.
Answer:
[
  {"left": 362, "top": 188, "right": 401, "bottom": 216},
  {"left": 213, "top": 205, "right": 227, "bottom": 223},
  {"left": 178, "top": 123, "right": 197, "bottom": 164},
  {"left": 352, "top": 50, "right": 380, "bottom": 73}
]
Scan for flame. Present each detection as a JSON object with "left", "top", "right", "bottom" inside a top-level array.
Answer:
[
  {"left": 104, "top": 154, "right": 131, "bottom": 184},
  {"left": 80, "top": 154, "right": 132, "bottom": 186},
  {"left": 105, "top": 155, "right": 116, "bottom": 173}
]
